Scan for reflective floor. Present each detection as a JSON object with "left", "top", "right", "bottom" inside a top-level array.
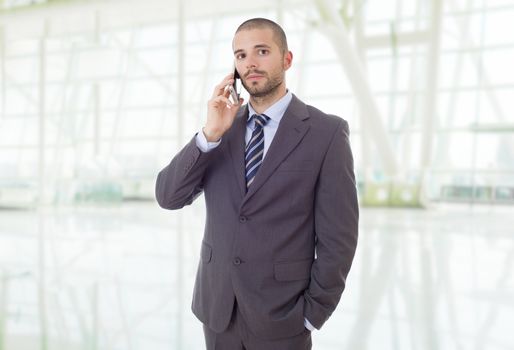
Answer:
[{"left": 0, "top": 202, "right": 513, "bottom": 350}]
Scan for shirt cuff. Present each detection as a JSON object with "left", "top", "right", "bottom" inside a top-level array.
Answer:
[
  {"left": 304, "top": 317, "right": 317, "bottom": 331},
  {"left": 195, "top": 129, "right": 221, "bottom": 153}
]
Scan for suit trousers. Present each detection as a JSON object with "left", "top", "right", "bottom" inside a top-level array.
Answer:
[{"left": 202, "top": 300, "right": 312, "bottom": 350}]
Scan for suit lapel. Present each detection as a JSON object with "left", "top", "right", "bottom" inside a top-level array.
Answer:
[
  {"left": 227, "top": 105, "right": 249, "bottom": 198},
  {"left": 242, "top": 95, "right": 311, "bottom": 205}
]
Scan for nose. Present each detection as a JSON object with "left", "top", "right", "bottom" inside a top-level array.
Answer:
[{"left": 245, "top": 55, "right": 257, "bottom": 70}]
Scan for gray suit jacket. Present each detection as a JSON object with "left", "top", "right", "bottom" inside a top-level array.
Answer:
[{"left": 155, "top": 94, "right": 358, "bottom": 340}]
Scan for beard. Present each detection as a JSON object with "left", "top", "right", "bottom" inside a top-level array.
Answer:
[{"left": 241, "top": 69, "right": 284, "bottom": 98}]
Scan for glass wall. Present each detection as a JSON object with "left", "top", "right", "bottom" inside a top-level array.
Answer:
[{"left": 0, "top": 0, "right": 512, "bottom": 207}]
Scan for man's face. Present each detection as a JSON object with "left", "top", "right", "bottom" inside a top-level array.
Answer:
[{"left": 232, "top": 28, "right": 292, "bottom": 98}]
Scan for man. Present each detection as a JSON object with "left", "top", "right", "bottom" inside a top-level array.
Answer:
[{"left": 155, "top": 18, "right": 358, "bottom": 350}]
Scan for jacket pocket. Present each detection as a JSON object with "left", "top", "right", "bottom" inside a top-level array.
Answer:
[
  {"left": 201, "top": 241, "right": 212, "bottom": 263},
  {"left": 274, "top": 258, "right": 313, "bottom": 281}
]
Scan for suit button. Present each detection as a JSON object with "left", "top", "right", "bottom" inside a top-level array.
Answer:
[
  {"left": 233, "top": 257, "right": 241, "bottom": 265},
  {"left": 239, "top": 216, "right": 247, "bottom": 223}
]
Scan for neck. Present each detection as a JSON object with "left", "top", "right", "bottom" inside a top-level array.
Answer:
[{"left": 249, "top": 84, "right": 287, "bottom": 114}]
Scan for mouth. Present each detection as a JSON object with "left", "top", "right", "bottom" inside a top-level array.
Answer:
[
  {"left": 245, "top": 71, "right": 266, "bottom": 80},
  {"left": 247, "top": 75, "right": 264, "bottom": 82}
]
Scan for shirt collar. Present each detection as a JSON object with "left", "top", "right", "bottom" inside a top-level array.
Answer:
[{"left": 247, "top": 90, "right": 293, "bottom": 125}]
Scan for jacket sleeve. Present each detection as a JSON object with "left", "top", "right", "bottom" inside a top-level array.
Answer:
[
  {"left": 303, "top": 119, "right": 359, "bottom": 329},
  {"left": 155, "top": 134, "right": 216, "bottom": 210}
]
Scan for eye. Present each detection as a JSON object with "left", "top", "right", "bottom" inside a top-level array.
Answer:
[
  {"left": 235, "top": 53, "right": 246, "bottom": 60},
  {"left": 258, "top": 49, "right": 269, "bottom": 55}
]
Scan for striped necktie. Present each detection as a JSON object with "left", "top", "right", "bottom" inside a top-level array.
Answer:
[{"left": 245, "top": 114, "right": 270, "bottom": 189}]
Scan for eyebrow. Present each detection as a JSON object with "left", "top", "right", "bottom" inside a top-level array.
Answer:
[{"left": 234, "top": 44, "right": 272, "bottom": 55}]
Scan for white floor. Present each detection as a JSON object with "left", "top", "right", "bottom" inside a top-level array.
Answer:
[{"left": 0, "top": 201, "right": 513, "bottom": 350}]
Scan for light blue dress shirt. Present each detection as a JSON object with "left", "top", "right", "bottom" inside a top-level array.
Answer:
[{"left": 194, "top": 91, "right": 316, "bottom": 332}]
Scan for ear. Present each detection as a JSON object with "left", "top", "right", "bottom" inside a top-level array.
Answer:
[{"left": 283, "top": 51, "right": 293, "bottom": 70}]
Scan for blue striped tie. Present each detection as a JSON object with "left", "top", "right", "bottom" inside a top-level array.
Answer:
[{"left": 245, "top": 114, "right": 270, "bottom": 189}]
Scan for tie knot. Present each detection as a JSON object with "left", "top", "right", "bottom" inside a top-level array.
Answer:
[{"left": 252, "top": 114, "right": 270, "bottom": 128}]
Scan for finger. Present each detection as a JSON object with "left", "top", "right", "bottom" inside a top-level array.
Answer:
[
  {"left": 212, "top": 80, "right": 234, "bottom": 99},
  {"left": 211, "top": 74, "right": 235, "bottom": 98},
  {"left": 223, "top": 85, "right": 231, "bottom": 98},
  {"left": 210, "top": 95, "right": 233, "bottom": 108}
]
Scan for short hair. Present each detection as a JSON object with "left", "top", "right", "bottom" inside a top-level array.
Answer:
[{"left": 235, "top": 18, "right": 289, "bottom": 54}]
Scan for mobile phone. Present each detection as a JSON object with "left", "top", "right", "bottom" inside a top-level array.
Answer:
[{"left": 228, "top": 68, "right": 240, "bottom": 104}]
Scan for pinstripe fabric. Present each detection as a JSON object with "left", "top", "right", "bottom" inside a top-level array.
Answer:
[{"left": 245, "top": 114, "right": 270, "bottom": 189}]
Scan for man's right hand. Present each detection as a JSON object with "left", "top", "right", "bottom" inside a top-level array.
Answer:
[{"left": 202, "top": 74, "right": 244, "bottom": 142}]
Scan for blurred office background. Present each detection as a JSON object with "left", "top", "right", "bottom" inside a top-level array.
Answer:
[{"left": 0, "top": 0, "right": 513, "bottom": 349}]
